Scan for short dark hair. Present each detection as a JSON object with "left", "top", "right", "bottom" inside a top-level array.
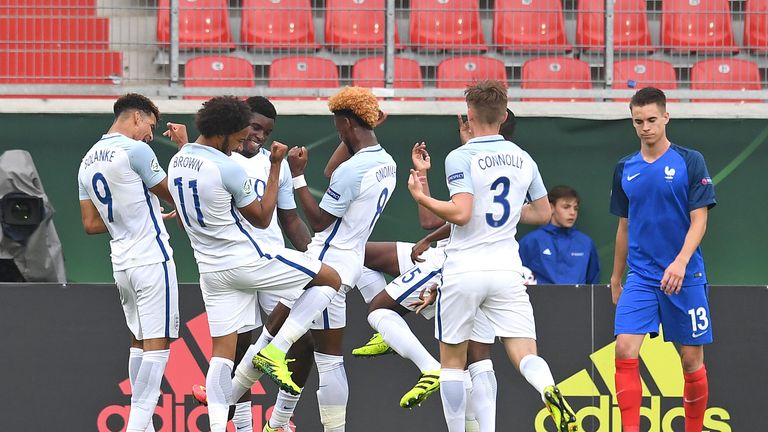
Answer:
[
  {"left": 630, "top": 87, "right": 666, "bottom": 111},
  {"left": 246, "top": 96, "right": 277, "bottom": 120},
  {"left": 500, "top": 108, "right": 516, "bottom": 140},
  {"left": 194, "top": 96, "right": 252, "bottom": 137},
  {"left": 464, "top": 80, "right": 508, "bottom": 125},
  {"left": 548, "top": 185, "right": 580, "bottom": 205},
  {"left": 113, "top": 93, "right": 160, "bottom": 121}
]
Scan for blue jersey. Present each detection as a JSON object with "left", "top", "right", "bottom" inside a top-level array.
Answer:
[
  {"left": 518, "top": 224, "right": 600, "bottom": 284},
  {"left": 610, "top": 144, "right": 716, "bottom": 286}
]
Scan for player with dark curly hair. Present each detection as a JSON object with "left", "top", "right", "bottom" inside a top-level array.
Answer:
[{"left": 167, "top": 96, "right": 343, "bottom": 432}]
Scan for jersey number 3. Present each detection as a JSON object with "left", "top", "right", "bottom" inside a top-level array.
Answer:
[
  {"left": 174, "top": 177, "right": 206, "bottom": 227},
  {"left": 486, "top": 176, "right": 511, "bottom": 227}
]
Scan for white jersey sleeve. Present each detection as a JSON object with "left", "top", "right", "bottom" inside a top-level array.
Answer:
[
  {"left": 220, "top": 158, "right": 257, "bottom": 209},
  {"left": 320, "top": 162, "right": 359, "bottom": 218},
  {"left": 277, "top": 160, "right": 296, "bottom": 210},
  {"left": 445, "top": 150, "right": 475, "bottom": 196},
  {"left": 527, "top": 159, "right": 547, "bottom": 201},
  {"left": 127, "top": 142, "right": 166, "bottom": 189}
]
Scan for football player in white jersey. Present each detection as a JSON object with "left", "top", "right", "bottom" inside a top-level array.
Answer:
[
  {"left": 77, "top": 93, "right": 177, "bottom": 432},
  {"left": 167, "top": 97, "right": 342, "bottom": 432},
  {"left": 407, "top": 81, "right": 579, "bottom": 432},
  {"left": 254, "top": 87, "right": 398, "bottom": 432}
]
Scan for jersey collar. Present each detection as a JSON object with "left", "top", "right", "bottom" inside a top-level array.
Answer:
[{"left": 466, "top": 134, "right": 505, "bottom": 145}]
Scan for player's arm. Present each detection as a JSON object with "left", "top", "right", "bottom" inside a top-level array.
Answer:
[
  {"left": 323, "top": 142, "right": 352, "bottom": 178},
  {"left": 660, "top": 207, "right": 708, "bottom": 295},
  {"left": 409, "top": 176, "right": 473, "bottom": 226},
  {"left": 163, "top": 122, "right": 189, "bottom": 149},
  {"left": 79, "top": 199, "right": 108, "bottom": 234},
  {"left": 519, "top": 196, "right": 551, "bottom": 225},
  {"left": 411, "top": 222, "right": 451, "bottom": 263},
  {"left": 411, "top": 141, "right": 445, "bottom": 230},
  {"left": 289, "top": 146, "right": 338, "bottom": 232},
  {"left": 277, "top": 208, "right": 311, "bottom": 251},
  {"left": 610, "top": 217, "right": 628, "bottom": 305},
  {"left": 237, "top": 143, "right": 287, "bottom": 229}
]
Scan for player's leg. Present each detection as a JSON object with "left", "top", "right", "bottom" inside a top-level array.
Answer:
[
  {"left": 121, "top": 262, "right": 177, "bottom": 432},
  {"left": 351, "top": 267, "right": 394, "bottom": 356},
  {"left": 466, "top": 313, "right": 496, "bottom": 432},
  {"left": 232, "top": 329, "right": 256, "bottom": 432},
  {"left": 482, "top": 271, "right": 576, "bottom": 431},
  {"left": 439, "top": 341, "right": 470, "bottom": 432},
  {"left": 659, "top": 283, "right": 712, "bottom": 432},
  {"left": 310, "top": 290, "right": 348, "bottom": 432},
  {"left": 363, "top": 241, "right": 401, "bottom": 277},
  {"left": 200, "top": 268, "right": 261, "bottom": 432},
  {"left": 614, "top": 277, "right": 661, "bottom": 432}
]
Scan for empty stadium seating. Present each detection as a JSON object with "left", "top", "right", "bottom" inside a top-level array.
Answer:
[
  {"left": 744, "top": 0, "right": 768, "bottom": 53},
  {"left": 0, "top": 0, "right": 96, "bottom": 16},
  {"left": 577, "top": 0, "right": 652, "bottom": 52},
  {"left": 0, "top": 16, "right": 110, "bottom": 50},
  {"left": 690, "top": 59, "right": 763, "bottom": 102},
  {"left": 183, "top": 56, "right": 255, "bottom": 99},
  {"left": 352, "top": 57, "right": 423, "bottom": 99},
  {"left": 661, "top": 0, "right": 738, "bottom": 53},
  {"left": 241, "top": 0, "right": 318, "bottom": 50},
  {"left": 521, "top": 57, "right": 592, "bottom": 101},
  {"left": 157, "top": 0, "right": 235, "bottom": 50},
  {"left": 436, "top": 56, "right": 506, "bottom": 100},
  {"left": 613, "top": 59, "right": 677, "bottom": 90},
  {"left": 325, "top": 0, "right": 400, "bottom": 50},
  {"left": 409, "top": 0, "right": 486, "bottom": 51},
  {"left": 494, "top": 0, "right": 570, "bottom": 52},
  {"left": 269, "top": 56, "right": 339, "bottom": 100}
]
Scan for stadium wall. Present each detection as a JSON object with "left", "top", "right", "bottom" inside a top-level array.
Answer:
[
  {"left": 0, "top": 283, "right": 761, "bottom": 430},
  {"left": 1, "top": 112, "right": 766, "bottom": 285}
]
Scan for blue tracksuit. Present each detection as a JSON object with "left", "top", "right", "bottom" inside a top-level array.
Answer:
[{"left": 518, "top": 224, "right": 600, "bottom": 284}]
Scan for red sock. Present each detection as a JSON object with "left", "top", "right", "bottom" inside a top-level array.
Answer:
[
  {"left": 615, "top": 358, "right": 641, "bottom": 432},
  {"left": 684, "top": 365, "right": 708, "bottom": 432}
]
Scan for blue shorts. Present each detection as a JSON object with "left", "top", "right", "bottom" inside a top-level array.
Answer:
[{"left": 614, "top": 273, "right": 713, "bottom": 345}]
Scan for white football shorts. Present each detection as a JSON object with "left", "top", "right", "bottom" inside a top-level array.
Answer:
[{"left": 114, "top": 259, "right": 179, "bottom": 340}]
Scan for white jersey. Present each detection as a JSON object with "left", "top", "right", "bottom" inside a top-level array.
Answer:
[
  {"left": 168, "top": 143, "right": 262, "bottom": 273},
  {"left": 442, "top": 134, "right": 546, "bottom": 275},
  {"left": 77, "top": 133, "right": 172, "bottom": 271},
  {"left": 230, "top": 149, "right": 294, "bottom": 249},
  {"left": 307, "top": 144, "right": 397, "bottom": 286}
]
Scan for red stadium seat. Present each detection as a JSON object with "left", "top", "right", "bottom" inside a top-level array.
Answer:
[
  {"left": 577, "top": 0, "right": 652, "bottom": 52},
  {"left": 661, "top": 0, "right": 737, "bottom": 53},
  {"left": 0, "top": 17, "right": 110, "bottom": 50},
  {"left": 690, "top": 59, "right": 762, "bottom": 103},
  {"left": 183, "top": 56, "right": 254, "bottom": 100},
  {"left": 0, "top": 50, "right": 121, "bottom": 97},
  {"left": 744, "top": 0, "right": 768, "bottom": 53},
  {"left": 409, "top": 0, "right": 486, "bottom": 51},
  {"left": 494, "top": 0, "right": 570, "bottom": 52},
  {"left": 0, "top": 0, "right": 96, "bottom": 16},
  {"left": 436, "top": 56, "right": 506, "bottom": 100},
  {"left": 269, "top": 57, "right": 339, "bottom": 100},
  {"left": 521, "top": 57, "right": 592, "bottom": 101},
  {"left": 157, "top": 0, "right": 234, "bottom": 50},
  {"left": 241, "top": 0, "right": 318, "bottom": 50},
  {"left": 325, "top": 0, "right": 400, "bottom": 50},
  {"left": 612, "top": 59, "right": 677, "bottom": 101},
  {"left": 352, "top": 57, "right": 423, "bottom": 100}
]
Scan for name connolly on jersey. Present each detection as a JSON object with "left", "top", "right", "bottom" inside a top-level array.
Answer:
[{"left": 97, "top": 313, "right": 287, "bottom": 432}]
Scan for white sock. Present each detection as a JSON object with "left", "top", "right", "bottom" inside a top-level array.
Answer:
[
  {"left": 357, "top": 267, "right": 387, "bottom": 304},
  {"left": 231, "top": 329, "right": 273, "bottom": 401},
  {"left": 126, "top": 349, "right": 169, "bottom": 432},
  {"left": 440, "top": 368, "right": 467, "bottom": 432},
  {"left": 206, "top": 357, "right": 234, "bottom": 432},
  {"left": 232, "top": 401, "right": 253, "bottom": 432},
  {"left": 315, "top": 352, "right": 347, "bottom": 432},
  {"left": 519, "top": 354, "right": 555, "bottom": 400},
  {"left": 368, "top": 309, "right": 440, "bottom": 373},
  {"left": 463, "top": 370, "right": 477, "bottom": 423},
  {"left": 269, "top": 389, "right": 301, "bottom": 428},
  {"left": 468, "top": 360, "right": 497, "bottom": 432},
  {"left": 272, "top": 286, "right": 337, "bottom": 353},
  {"left": 128, "top": 348, "right": 157, "bottom": 432}
]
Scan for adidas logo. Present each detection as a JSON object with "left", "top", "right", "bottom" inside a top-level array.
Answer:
[
  {"left": 543, "top": 248, "right": 552, "bottom": 256},
  {"left": 533, "top": 328, "right": 732, "bottom": 431},
  {"left": 97, "top": 313, "right": 290, "bottom": 431}
]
